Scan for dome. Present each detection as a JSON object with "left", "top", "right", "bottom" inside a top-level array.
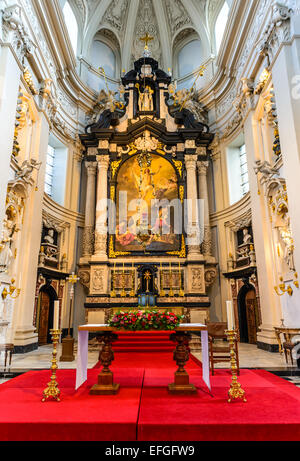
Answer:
[{"left": 61, "top": 0, "right": 231, "bottom": 90}]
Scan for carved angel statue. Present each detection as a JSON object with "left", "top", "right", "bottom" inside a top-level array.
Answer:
[
  {"left": 254, "top": 160, "right": 279, "bottom": 181},
  {"left": 168, "top": 83, "right": 206, "bottom": 123},
  {"left": 96, "top": 89, "right": 118, "bottom": 112},
  {"left": 16, "top": 159, "right": 42, "bottom": 184}
]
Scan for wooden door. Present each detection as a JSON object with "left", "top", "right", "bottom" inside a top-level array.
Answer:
[
  {"left": 245, "top": 290, "right": 257, "bottom": 344},
  {"left": 39, "top": 292, "right": 50, "bottom": 345}
]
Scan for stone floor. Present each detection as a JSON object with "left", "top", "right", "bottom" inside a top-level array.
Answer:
[{"left": 0, "top": 342, "right": 299, "bottom": 386}]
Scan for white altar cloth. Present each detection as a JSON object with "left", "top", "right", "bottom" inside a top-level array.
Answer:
[{"left": 75, "top": 324, "right": 211, "bottom": 392}]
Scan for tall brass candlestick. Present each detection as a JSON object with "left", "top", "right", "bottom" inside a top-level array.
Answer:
[
  {"left": 120, "top": 263, "right": 126, "bottom": 297},
  {"left": 42, "top": 329, "right": 61, "bottom": 402},
  {"left": 169, "top": 263, "right": 174, "bottom": 297},
  {"left": 226, "top": 329, "right": 247, "bottom": 403},
  {"left": 160, "top": 263, "right": 166, "bottom": 297},
  {"left": 130, "top": 263, "right": 135, "bottom": 297},
  {"left": 178, "top": 262, "right": 185, "bottom": 297},
  {"left": 111, "top": 262, "right": 116, "bottom": 297}
]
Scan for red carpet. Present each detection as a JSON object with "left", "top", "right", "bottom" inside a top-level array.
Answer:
[
  {"left": 112, "top": 331, "right": 174, "bottom": 352},
  {"left": 1, "top": 352, "right": 300, "bottom": 441}
]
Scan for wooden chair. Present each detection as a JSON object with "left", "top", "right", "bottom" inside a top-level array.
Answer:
[
  {"left": 0, "top": 344, "right": 14, "bottom": 372},
  {"left": 207, "top": 323, "right": 240, "bottom": 375}
]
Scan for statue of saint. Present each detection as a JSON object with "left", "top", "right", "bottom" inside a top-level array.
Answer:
[
  {"left": 43, "top": 229, "right": 55, "bottom": 245},
  {"left": 0, "top": 219, "right": 14, "bottom": 272},
  {"left": 243, "top": 228, "right": 252, "bottom": 244},
  {"left": 136, "top": 85, "right": 154, "bottom": 111}
]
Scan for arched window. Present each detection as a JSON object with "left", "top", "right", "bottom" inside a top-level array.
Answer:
[
  {"left": 62, "top": 1, "right": 78, "bottom": 55},
  {"left": 226, "top": 134, "right": 249, "bottom": 205},
  {"left": 45, "top": 136, "right": 68, "bottom": 206},
  {"left": 178, "top": 40, "right": 203, "bottom": 78},
  {"left": 215, "top": 1, "right": 230, "bottom": 54},
  {"left": 91, "top": 40, "right": 116, "bottom": 79}
]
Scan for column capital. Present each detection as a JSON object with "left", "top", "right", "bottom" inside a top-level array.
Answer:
[
  {"left": 85, "top": 161, "right": 97, "bottom": 176},
  {"left": 185, "top": 154, "right": 198, "bottom": 171},
  {"left": 197, "top": 161, "right": 209, "bottom": 176},
  {"left": 96, "top": 155, "right": 110, "bottom": 169}
]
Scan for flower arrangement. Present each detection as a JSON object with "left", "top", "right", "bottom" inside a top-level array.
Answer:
[{"left": 108, "top": 309, "right": 183, "bottom": 331}]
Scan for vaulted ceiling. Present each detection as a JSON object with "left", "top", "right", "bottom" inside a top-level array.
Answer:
[{"left": 68, "top": 0, "right": 229, "bottom": 70}]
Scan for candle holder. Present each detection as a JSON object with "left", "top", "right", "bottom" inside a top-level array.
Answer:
[
  {"left": 225, "top": 329, "right": 247, "bottom": 403},
  {"left": 42, "top": 329, "right": 61, "bottom": 402},
  {"left": 159, "top": 266, "right": 166, "bottom": 297}
]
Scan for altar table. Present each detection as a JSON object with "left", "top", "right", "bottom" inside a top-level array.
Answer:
[{"left": 76, "top": 324, "right": 211, "bottom": 395}]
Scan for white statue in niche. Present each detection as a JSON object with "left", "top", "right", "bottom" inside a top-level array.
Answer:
[
  {"left": 0, "top": 219, "right": 14, "bottom": 273},
  {"left": 243, "top": 228, "right": 252, "bottom": 244},
  {"left": 43, "top": 229, "right": 55, "bottom": 245}
]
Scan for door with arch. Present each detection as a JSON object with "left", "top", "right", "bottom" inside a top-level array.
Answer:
[
  {"left": 245, "top": 289, "right": 258, "bottom": 344},
  {"left": 237, "top": 285, "right": 258, "bottom": 344},
  {"left": 37, "top": 284, "right": 58, "bottom": 345}
]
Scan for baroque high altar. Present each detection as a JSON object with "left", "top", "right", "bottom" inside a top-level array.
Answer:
[{"left": 79, "top": 53, "right": 217, "bottom": 325}]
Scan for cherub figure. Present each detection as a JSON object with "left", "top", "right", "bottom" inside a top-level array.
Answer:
[
  {"left": 16, "top": 159, "right": 42, "bottom": 184},
  {"left": 254, "top": 160, "right": 278, "bottom": 181}
]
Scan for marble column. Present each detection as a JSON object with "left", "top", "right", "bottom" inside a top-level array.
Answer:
[
  {"left": 243, "top": 112, "right": 282, "bottom": 350},
  {"left": 185, "top": 155, "right": 201, "bottom": 258},
  {"left": 13, "top": 113, "right": 50, "bottom": 351},
  {"left": 94, "top": 155, "right": 110, "bottom": 260},
  {"left": 197, "top": 161, "right": 211, "bottom": 257},
  {"left": 83, "top": 162, "right": 97, "bottom": 258},
  {"left": 271, "top": 38, "right": 300, "bottom": 277}
]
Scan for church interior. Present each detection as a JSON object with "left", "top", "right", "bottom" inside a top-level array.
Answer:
[{"left": 0, "top": 0, "right": 300, "bottom": 443}]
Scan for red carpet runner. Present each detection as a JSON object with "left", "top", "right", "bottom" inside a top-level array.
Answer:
[{"left": 1, "top": 351, "right": 300, "bottom": 441}]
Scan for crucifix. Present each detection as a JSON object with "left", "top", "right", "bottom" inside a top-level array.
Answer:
[
  {"left": 144, "top": 270, "right": 152, "bottom": 293},
  {"left": 140, "top": 33, "right": 154, "bottom": 50}
]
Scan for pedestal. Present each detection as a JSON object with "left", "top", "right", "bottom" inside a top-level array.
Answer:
[
  {"left": 90, "top": 371, "right": 120, "bottom": 395},
  {"left": 90, "top": 332, "right": 120, "bottom": 395},
  {"left": 168, "top": 331, "right": 197, "bottom": 395},
  {"left": 59, "top": 336, "right": 75, "bottom": 362}
]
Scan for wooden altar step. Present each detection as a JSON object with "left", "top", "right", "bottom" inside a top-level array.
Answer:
[{"left": 113, "top": 331, "right": 174, "bottom": 352}]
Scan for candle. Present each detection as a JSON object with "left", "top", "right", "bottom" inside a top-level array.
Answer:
[
  {"left": 53, "top": 300, "right": 60, "bottom": 330},
  {"left": 226, "top": 301, "right": 235, "bottom": 331}
]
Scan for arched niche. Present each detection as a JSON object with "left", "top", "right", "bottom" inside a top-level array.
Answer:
[{"left": 114, "top": 153, "right": 182, "bottom": 254}]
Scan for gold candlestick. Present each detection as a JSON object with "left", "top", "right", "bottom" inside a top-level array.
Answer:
[
  {"left": 111, "top": 262, "right": 116, "bottom": 297},
  {"left": 120, "top": 263, "right": 126, "bottom": 297},
  {"left": 178, "top": 262, "right": 185, "bottom": 297},
  {"left": 130, "top": 263, "right": 135, "bottom": 297},
  {"left": 226, "top": 329, "right": 247, "bottom": 403},
  {"left": 160, "top": 263, "right": 166, "bottom": 297},
  {"left": 169, "top": 263, "right": 174, "bottom": 297},
  {"left": 42, "top": 329, "right": 61, "bottom": 402}
]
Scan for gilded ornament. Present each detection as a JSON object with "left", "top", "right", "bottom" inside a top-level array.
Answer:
[
  {"left": 109, "top": 236, "right": 130, "bottom": 258},
  {"left": 167, "top": 235, "right": 186, "bottom": 258},
  {"left": 111, "top": 160, "right": 121, "bottom": 178},
  {"left": 172, "top": 160, "right": 183, "bottom": 178}
]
